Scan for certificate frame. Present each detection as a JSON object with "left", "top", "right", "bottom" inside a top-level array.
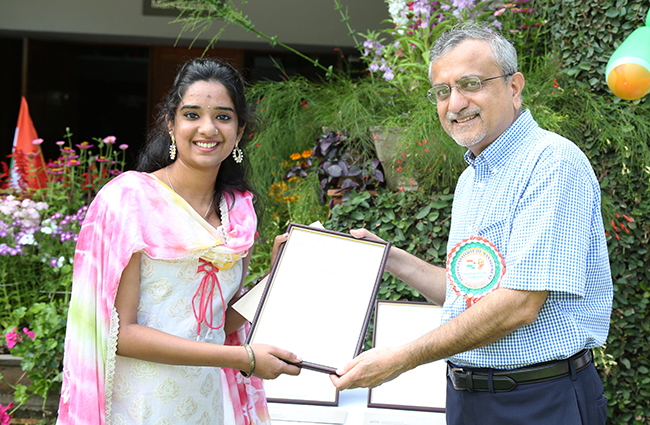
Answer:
[
  {"left": 247, "top": 223, "right": 390, "bottom": 406},
  {"left": 367, "top": 300, "right": 447, "bottom": 413}
]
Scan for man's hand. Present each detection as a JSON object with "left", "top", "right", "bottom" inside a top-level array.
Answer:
[
  {"left": 330, "top": 346, "right": 412, "bottom": 391},
  {"left": 350, "top": 228, "right": 387, "bottom": 244}
]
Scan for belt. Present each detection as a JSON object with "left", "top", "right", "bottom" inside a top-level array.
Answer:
[{"left": 448, "top": 350, "right": 592, "bottom": 393}]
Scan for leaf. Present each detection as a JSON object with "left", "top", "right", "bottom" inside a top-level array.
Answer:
[
  {"left": 351, "top": 211, "right": 364, "bottom": 221},
  {"left": 326, "top": 163, "right": 342, "bottom": 177},
  {"left": 415, "top": 205, "right": 431, "bottom": 219}
]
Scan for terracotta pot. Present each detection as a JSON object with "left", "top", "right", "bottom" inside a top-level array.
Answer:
[{"left": 371, "top": 126, "right": 419, "bottom": 191}]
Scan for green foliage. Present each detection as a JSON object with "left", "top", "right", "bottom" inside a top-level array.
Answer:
[
  {"left": 546, "top": 0, "right": 649, "bottom": 95},
  {"left": 3, "top": 300, "right": 68, "bottom": 415},
  {"left": 325, "top": 189, "right": 453, "bottom": 302}
]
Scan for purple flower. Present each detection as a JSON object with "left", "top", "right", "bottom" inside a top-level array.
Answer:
[{"left": 76, "top": 142, "right": 93, "bottom": 150}]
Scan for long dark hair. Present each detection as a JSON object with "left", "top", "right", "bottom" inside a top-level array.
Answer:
[{"left": 137, "top": 57, "right": 261, "bottom": 216}]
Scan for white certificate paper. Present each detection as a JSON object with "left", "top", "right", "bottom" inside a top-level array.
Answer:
[{"left": 247, "top": 223, "right": 390, "bottom": 405}]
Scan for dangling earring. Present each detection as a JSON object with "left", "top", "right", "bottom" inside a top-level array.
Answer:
[
  {"left": 232, "top": 140, "right": 243, "bottom": 163},
  {"left": 169, "top": 133, "right": 177, "bottom": 161}
]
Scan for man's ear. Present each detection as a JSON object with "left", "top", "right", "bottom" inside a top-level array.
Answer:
[{"left": 510, "top": 72, "right": 525, "bottom": 110}]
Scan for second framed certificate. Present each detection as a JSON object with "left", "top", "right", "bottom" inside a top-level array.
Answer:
[
  {"left": 247, "top": 223, "right": 390, "bottom": 405},
  {"left": 368, "top": 300, "right": 447, "bottom": 412}
]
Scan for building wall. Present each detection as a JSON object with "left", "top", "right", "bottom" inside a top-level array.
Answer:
[{"left": 0, "top": 0, "right": 389, "bottom": 51}]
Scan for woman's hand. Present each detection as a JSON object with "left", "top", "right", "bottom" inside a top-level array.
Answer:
[{"left": 249, "top": 344, "right": 302, "bottom": 379}]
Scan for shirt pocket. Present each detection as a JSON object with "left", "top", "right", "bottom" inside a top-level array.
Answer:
[{"left": 476, "top": 218, "right": 509, "bottom": 258}]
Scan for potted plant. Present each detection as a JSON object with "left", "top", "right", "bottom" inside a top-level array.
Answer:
[{"left": 283, "top": 131, "right": 384, "bottom": 208}]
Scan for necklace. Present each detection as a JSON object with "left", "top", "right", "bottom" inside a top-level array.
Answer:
[{"left": 165, "top": 166, "right": 214, "bottom": 219}]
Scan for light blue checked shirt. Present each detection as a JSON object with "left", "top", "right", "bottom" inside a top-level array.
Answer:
[{"left": 443, "top": 109, "right": 613, "bottom": 369}]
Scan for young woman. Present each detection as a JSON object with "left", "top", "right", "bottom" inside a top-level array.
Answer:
[{"left": 57, "top": 58, "right": 300, "bottom": 425}]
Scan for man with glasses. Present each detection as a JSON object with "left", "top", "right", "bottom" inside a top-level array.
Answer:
[{"left": 331, "top": 22, "right": 611, "bottom": 425}]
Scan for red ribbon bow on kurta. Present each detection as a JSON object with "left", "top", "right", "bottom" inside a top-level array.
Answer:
[{"left": 193, "top": 258, "right": 226, "bottom": 336}]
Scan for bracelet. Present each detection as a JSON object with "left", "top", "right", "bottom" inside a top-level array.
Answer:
[{"left": 240, "top": 343, "right": 256, "bottom": 378}]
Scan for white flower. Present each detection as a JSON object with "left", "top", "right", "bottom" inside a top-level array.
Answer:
[{"left": 18, "top": 233, "right": 36, "bottom": 246}]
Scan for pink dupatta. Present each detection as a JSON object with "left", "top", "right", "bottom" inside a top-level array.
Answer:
[{"left": 56, "top": 171, "right": 270, "bottom": 425}]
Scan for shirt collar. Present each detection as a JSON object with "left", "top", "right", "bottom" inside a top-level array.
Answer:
[{"left": 463, "top": 109, "right": 537, "bottom": 171}]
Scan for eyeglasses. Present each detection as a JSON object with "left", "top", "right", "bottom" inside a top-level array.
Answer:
[{"left": 426, "top": 74, "right": 513, "bottom": 105}]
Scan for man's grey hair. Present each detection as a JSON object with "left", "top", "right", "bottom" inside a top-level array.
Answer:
[{"left": 428, "top": 21, "right": 518, "bottom": 84}]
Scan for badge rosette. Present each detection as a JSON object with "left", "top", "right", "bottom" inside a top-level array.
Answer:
[{"left": 447, "top": 236, "right": 506, "bottom": 308}]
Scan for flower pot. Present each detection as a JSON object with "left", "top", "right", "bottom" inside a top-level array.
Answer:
[{"left": 371, "top": 126, "right": 418, "bottom": 191}]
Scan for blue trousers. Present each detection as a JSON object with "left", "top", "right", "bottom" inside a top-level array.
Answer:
[{"left": 445, "top": 362, "right": 608, "bottom": 425}]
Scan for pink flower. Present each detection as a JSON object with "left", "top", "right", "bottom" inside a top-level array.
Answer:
[
  {"left": 5, "top": 328, "right": 20, "bottom": 349},
  {"left": 31, "top": 138, "right": 44, "bottom": 145},
  {"left": 494, "top": 8, "right": 506, "bottom": 16},
  {"left": 0, "top": 402, "right": 14, "bottom": 425},
  {"left": 76, "top": 142, "right": 94, "bottom": 150},
  {"left": 23, "top": 328, "right": 35, "bottom": 340},
  {"left": 103, "top": 136, "right": 117, "bottom": 144},
  {"left": 56, "top": 140, "right": 65, "bottom": 146},
  {"left": 119, "top": 144, "right": 129, "bottom": 150}
]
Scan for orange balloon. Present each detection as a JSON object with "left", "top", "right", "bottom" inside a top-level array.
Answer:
[{"left": 607, "top": 62, "right": 650, "bottom": 100}]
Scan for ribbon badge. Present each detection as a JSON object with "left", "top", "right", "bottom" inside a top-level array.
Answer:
[{"left": 447, "top": 236, "right": 505, "bottom": 308}]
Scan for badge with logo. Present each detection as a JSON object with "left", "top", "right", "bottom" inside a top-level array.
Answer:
[{"left": 446, "top": 236, "right": 505, "bottom": 308}]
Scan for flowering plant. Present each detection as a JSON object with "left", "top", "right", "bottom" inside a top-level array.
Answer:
[
  {"left": 2, "top": 301, "right": 68, "bottom": 416},
  {"left": 0, "top": 195, "right": 85, "bottom": 328},
  {"left": 491, "top": 0, "right": 547, "bottom": 72},
  {"left": 359, "top": 0, "right": 497, "bottom": 91},
  {"left": 0, "top": 130, "right": 126, "bottom": 416},
  {"left": 0, "top": 402, "right": 12, "bottom": 425},
  {"left": 282, "top": 132, "right": 385, "bottom": 206},
  {"left": 39, "top": 128, "right": 128, "bottom": 214}
]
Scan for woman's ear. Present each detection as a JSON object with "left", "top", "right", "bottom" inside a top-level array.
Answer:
[
  {"left": 238, "top": 124, "right": 247, "bottom": 142},
  {"left": 166, "top": 114, "right": 173, "bottom": 133}
]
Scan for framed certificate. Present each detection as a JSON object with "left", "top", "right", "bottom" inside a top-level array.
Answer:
[
  {"left": 247, "top": 223, "right": 390, "bottom": 405},
  {"left": 368, "top": 300, "right": 446, "bottom": 412}
]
